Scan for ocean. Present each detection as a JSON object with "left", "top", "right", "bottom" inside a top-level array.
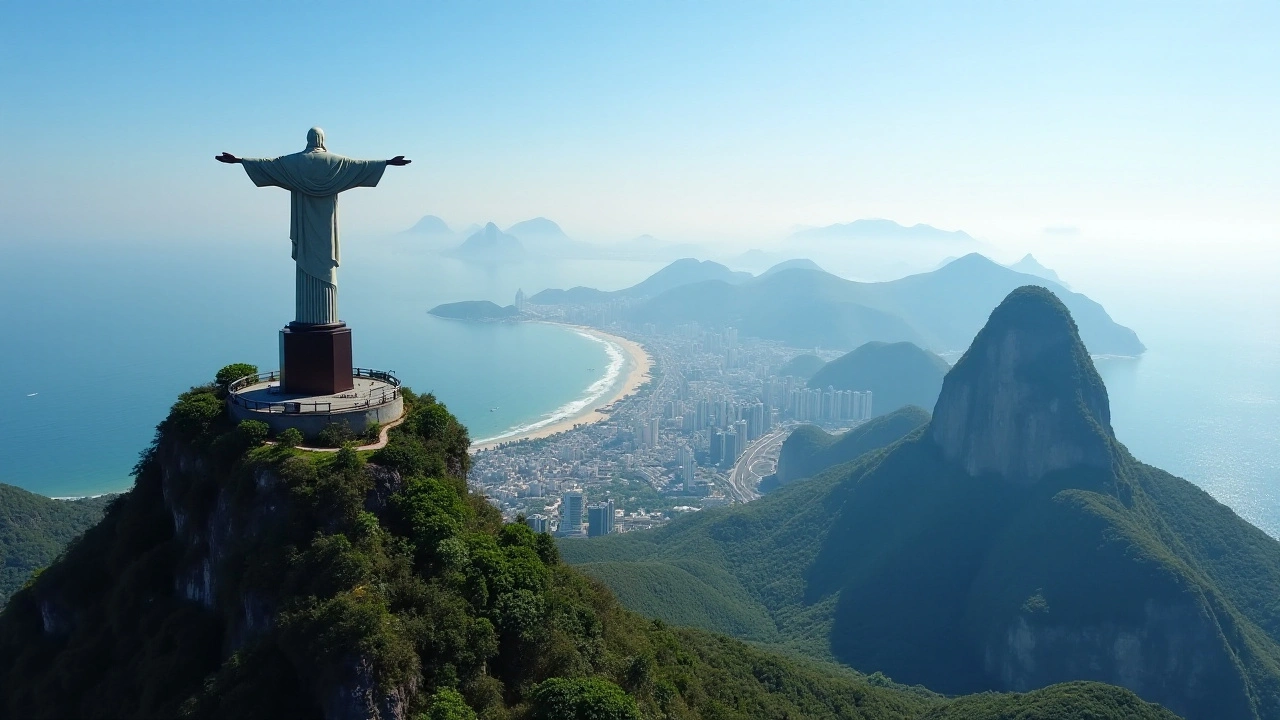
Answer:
[
  {"left": 1, "top": 238, "right": 1276, "bottom": 540},
  {"left": 0, "top": 238, "right": 662, "bottom": 498}
]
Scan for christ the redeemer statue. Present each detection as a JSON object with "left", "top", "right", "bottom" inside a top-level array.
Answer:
[{"left": 217, "top": 127, "right": 410, "bottom": 325}]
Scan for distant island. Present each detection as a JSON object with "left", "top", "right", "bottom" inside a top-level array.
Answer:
[
  {"left": 446, "top": 222, "right": 526, "bottom": 263},
  {"left": 789, "top": 218, "right": 980, "bottom": 245},
  {"left": 428, "top": 300, "right": 521, "bottom": 321}
]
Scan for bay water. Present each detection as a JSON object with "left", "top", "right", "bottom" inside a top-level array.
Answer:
[
  {"left": 0, "top": 238, "right": 660, "bottom": 497},
  {"left": 0, "top": 237, "right": 1276, "bottom": 540}
]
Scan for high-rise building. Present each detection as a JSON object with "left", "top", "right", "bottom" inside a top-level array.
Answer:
[
  {"left": 677, "top": 445, "right": 696, "bottom": 491},
  {"left": 525, "top": 514, "right": 549, "bottom": 533},
  {"left": 514, "top": 288, "right": 526, "bottom": 312},
  {"left": 587, "top": 499, "right": 614, "bottom": 537},
  {"left": 863, "top": 390, "right": 873, "bottom": 419},
  {"left": 723, "top": 430, "right": 739, "bottom": 466},
  {"left": 648, "top": 417, "right": 660, "bottom": 447},
  {"left": 734, "top": 420, "right": 748, "bottom": 454},
  {"left": 561, "top": 490, "right": 584, "bottom": 535},
  {"left": 696, "top": 399, "right": 710, "bottom": 429},
  {"left": 750, "top": 402, "right": 765, "bottom": 439},
  {"left": 710, "top": 430, "right": 725, "bottom": 466}
]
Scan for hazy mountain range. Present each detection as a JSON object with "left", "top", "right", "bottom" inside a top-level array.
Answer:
[
  {"left": 1007, "top": 253, "right": 1068, "bottom": 287},
  {"left": 525, "top": 253, "right": 1143, "bottom": 356},
  {"left": 446, "top": 222, "right": 526, "bottom": 263},
  {"left": 401, "top": 214, "right": 700, "bottom": 263},
  {"left": 400, "top": 215, "right": 1028, "bottom": 278},
  {"left": 529, "top": 258, "right": 753, "bottom": 305},
  {"left": 788, "top": 218, "right": 980, "bottom": 245},
  {"left": 563, "top": 287, "right": 1280, "bottom": 720},
  {"left": 728, "top": 219, "right": 988, "bottom": 279}
]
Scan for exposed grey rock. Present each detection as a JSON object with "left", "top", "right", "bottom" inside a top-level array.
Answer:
[
  {"left": 322, "top": 655, "right": 416, "bottom": 720},
  {"left": 930, "top": 286, "right": 1114, "bottom": 483}
]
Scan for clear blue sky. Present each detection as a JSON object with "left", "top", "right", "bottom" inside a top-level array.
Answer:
[{"left": 2, "top": 1, "right": 1277, "bottom": 280}]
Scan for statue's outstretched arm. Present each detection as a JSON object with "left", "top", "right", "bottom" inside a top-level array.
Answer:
[
  {"left": 387, "top": 155, "right": 411, "bottom": 166},
  {"left": 215, "top": 152, "right": 242, "bottom": 164}
]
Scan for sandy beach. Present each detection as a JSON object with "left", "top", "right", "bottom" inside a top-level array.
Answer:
[{"left": 469, "top": 325, "right": 652, "bottom": 453}]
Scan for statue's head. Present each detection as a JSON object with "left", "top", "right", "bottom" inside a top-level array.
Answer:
[{"left": 306, "top": 127, "right": 327, "bottom": 152}]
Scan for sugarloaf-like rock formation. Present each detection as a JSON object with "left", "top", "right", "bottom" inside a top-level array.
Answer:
[
  {"left": 4, "top": 362, "right": 1187, "bottom": 719},
  {"left": 930, "top": 286, "right": 1114, "bottom": 482},
  {"left": 565, "top": 286, "right": 1280, "bottom": 720}
]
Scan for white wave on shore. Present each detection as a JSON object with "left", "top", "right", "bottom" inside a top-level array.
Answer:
[{"left": 473, "top": 329, "right": 626, "bottom": 445}]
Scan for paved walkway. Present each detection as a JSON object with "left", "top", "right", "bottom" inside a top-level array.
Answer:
[
  {"left": 267, "top": 415, "right": 407, "bottom": 453},
  {"left": 236, "top": 377, "right": 399, "bottom": 412}
]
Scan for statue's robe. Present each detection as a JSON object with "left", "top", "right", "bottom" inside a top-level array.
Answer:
[{"left": 241, "top": 150, "right": 386, "bottom": 325}]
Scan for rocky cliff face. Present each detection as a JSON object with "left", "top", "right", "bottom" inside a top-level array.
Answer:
[
  {"left": 981, "top": 588, "right": 1252, "bottom": 720},
  {"left": 161, "top": 442, "right": 413, "bottom": 720},
  {"left": 929, "top": 286, "right": 1115, "bottom": 483}
]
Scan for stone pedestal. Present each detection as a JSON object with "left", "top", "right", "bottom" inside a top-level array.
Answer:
[{"left": 280, "top": 322, "right": 354, "bottom": 396}]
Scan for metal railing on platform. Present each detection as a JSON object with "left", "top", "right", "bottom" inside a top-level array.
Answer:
[{"left": 227, "top": 369, "right": 401, "bottom": 415}]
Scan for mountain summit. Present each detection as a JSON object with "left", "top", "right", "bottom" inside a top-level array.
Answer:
[
  {"left": 565, "top": 286, "right": 1280, "bottom": 720},
  {"left": 930, "top": 286, "right": 1113, "bottom": 482}
]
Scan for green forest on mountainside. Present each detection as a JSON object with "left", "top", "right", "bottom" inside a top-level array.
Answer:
[
  {"left": 918, "top": 682, "right": 1179, "bottom": 720},
  {"left": 0, "top": 485, "right": 110, "bottom": 606},
  {"left": 623, "top": 255, "right": 1143, "bottom": 355},
  {"left": 807, "top": 342, "right": 949, "bottom": 416},
  {"left": 762, "top": 406, "right": 930, "bottom": 491},
  {"left": 775, "top": 353, "right": 826, "bottom": 380},
  {"left": 563, "top": 288, "right": 1280, "bottom": 720},
  {"left": 0, "top": 365, "right": 1179, "bottom": 720}
]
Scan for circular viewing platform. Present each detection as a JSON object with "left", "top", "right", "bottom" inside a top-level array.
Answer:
[{"left": 227, "top": 368, "right": 405, "bottom": 439}]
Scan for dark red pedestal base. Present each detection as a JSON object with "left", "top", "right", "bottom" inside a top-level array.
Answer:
[{"left": 280, "top": 322, "right": 354, "bottom": 396}]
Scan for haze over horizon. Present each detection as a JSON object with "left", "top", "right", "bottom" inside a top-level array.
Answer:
[
  {"left": 4, "top": 6, "right": 1280, "bottom": 717},
  {"left": 3, "top": 2, "right": 1277, "bottom": 287}
]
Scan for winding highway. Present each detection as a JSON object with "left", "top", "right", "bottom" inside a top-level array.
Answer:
[{"left": 725, "top": 425, "right": 792, "bottom": 502}]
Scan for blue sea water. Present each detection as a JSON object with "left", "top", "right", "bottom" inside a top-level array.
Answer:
[
  {"left": 0, "top": 238, "right": 662, "bottom": 498},
  {"left": 1093, "top": 284, "right": 1280, "bottom": 538},
  {"left": 1, "top": 238, "right": 1277, "bottom": 541}
]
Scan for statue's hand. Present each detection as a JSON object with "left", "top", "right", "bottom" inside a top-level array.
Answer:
[
  {"left": 216, "top": 152, "right": 241, "bottom": 164},
  {"left": 387, "top": 156, "right": 411, "bottom": 166}
]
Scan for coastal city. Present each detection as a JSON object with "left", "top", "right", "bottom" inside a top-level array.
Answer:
[{"left": 468, "top": 292, "right": 875, "bottom": 537}]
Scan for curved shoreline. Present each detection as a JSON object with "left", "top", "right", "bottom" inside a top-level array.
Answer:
[{"left": 470, "top": 324, "right": 652, "bottom": 453}]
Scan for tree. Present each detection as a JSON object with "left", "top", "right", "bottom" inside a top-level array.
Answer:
[
  {"left": 530, "top": 677, "right": 641, "bottom": 720},
  {"left": 215, "top": 363, "right": 259, "bottom": 388},
  {"left": 423, "top": 688, "right": 476, "bottom": 720}
]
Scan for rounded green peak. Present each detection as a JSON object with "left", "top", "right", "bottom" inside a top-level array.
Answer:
[{"left": 930, "top": 285, "right": 1114, "bottom": 483}]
